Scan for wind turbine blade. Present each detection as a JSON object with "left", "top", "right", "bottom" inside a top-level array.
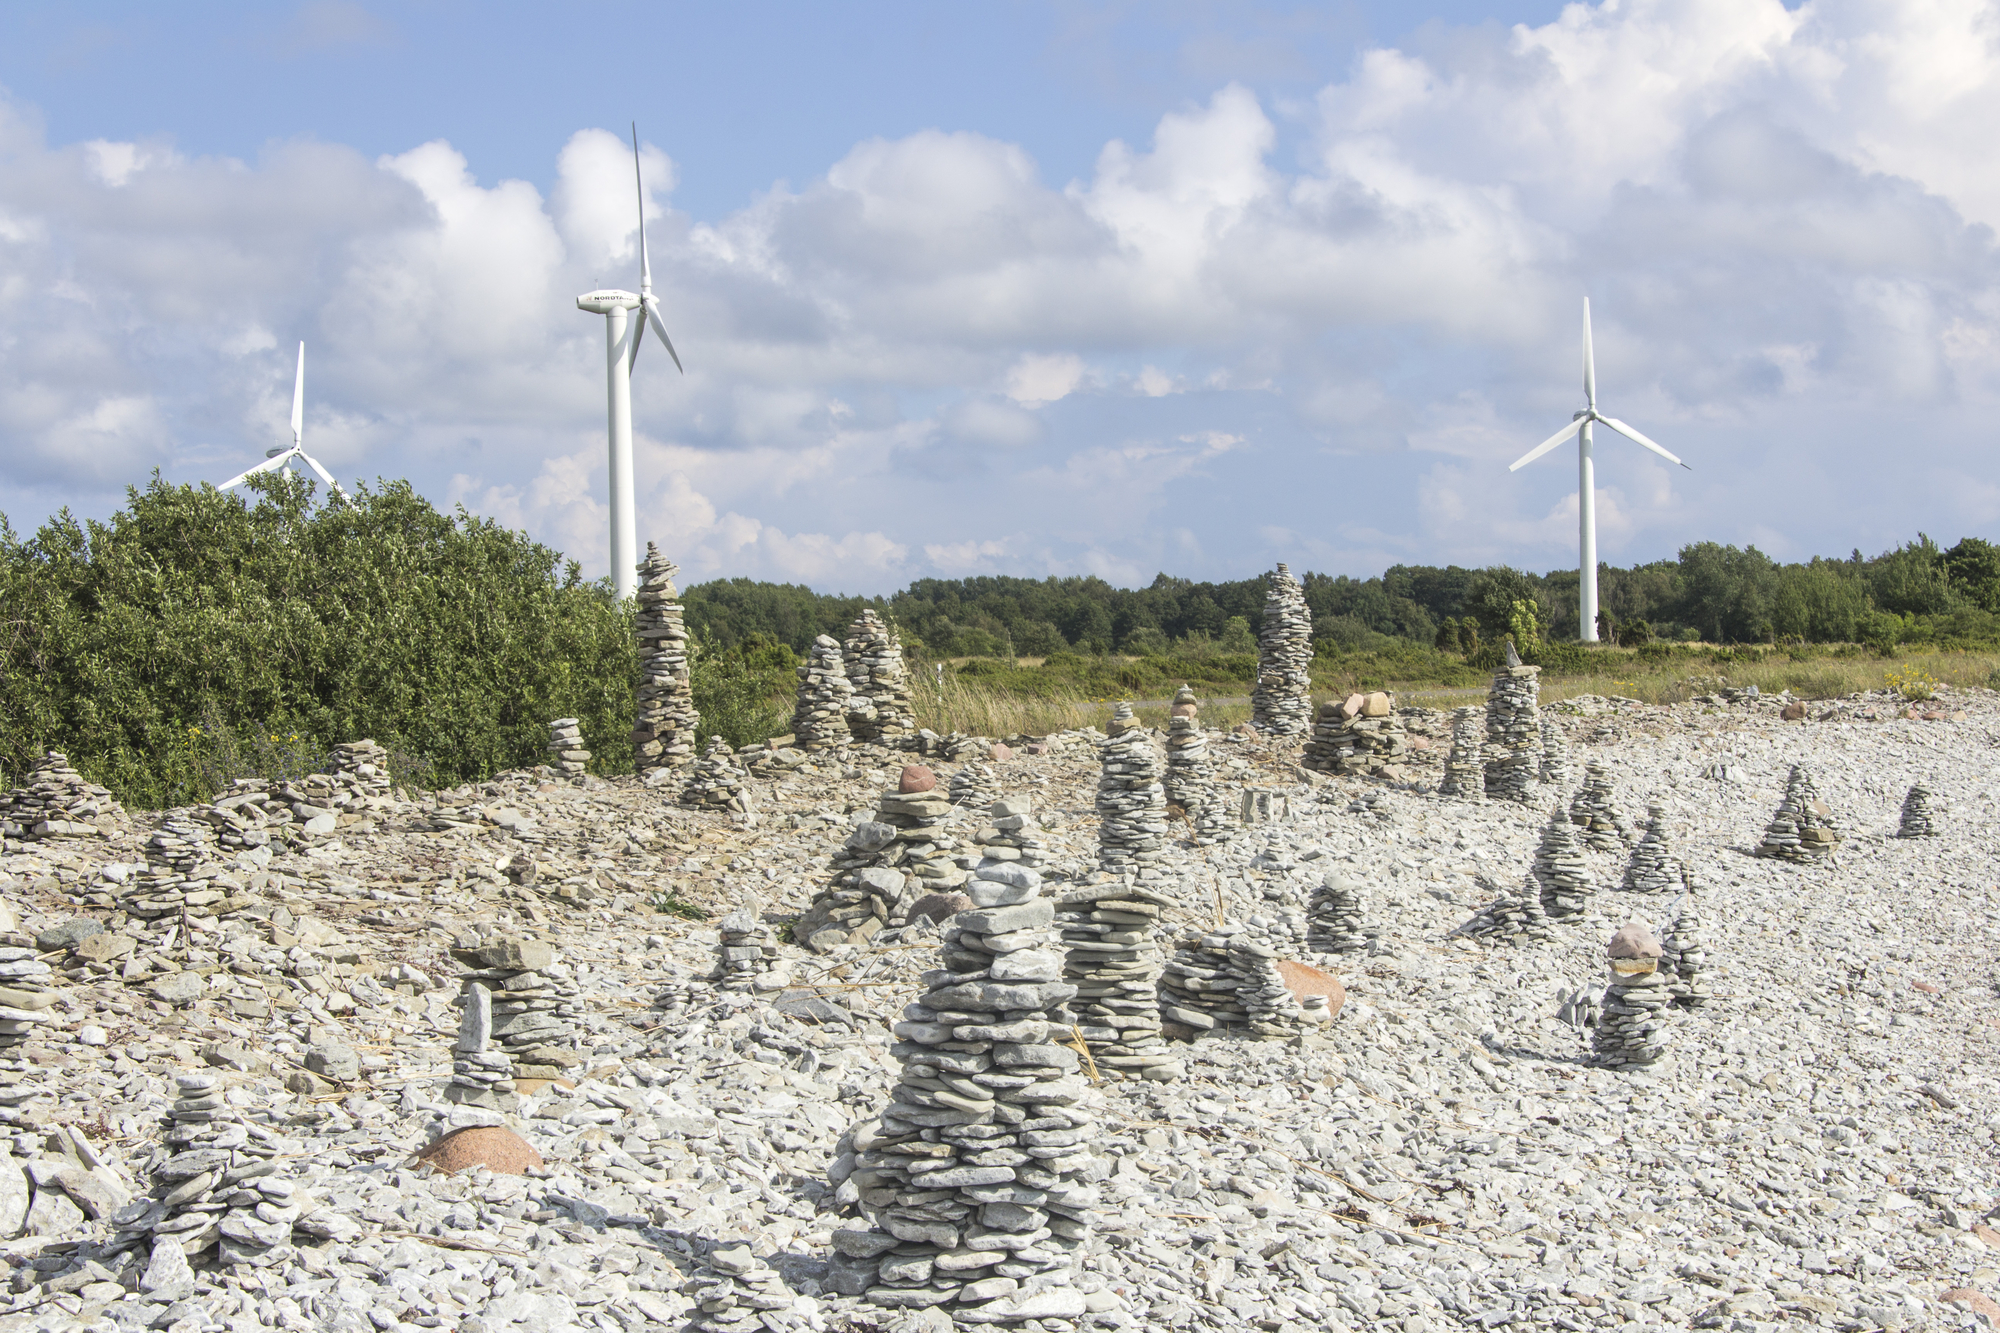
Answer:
[
  {"left": 632, "top": 123, "right": 652, "bottom": 293},
  {"left": 1582, "top": 298, "right": 1595, "bottom": 411},
  {"left": 1599, "top": 416, "right": 1690, "bottom": 468},
  {"left": 298, "top": 450, "right": 351, "bottom": 504},
  {"left": 219, "top": 451, "right": 295, "bottom": 491},
  {"left": 291, "top": 342, "right": 305, "bottom": 446},
  {"left": 1508, "top": 418, "right": 1583, "bottom": 472},
  {"left": 644, "top": 298, "right": 683, "bottom": 374},
  {"left": 628, "top": 303, "right": 647, "bottom": 371}
]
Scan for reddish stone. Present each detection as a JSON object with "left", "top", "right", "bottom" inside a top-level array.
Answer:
[
  {"left": 1275, "top": 961, "right": 1345, "bottom": 1019},
  {"left": 990, "top": 744, "right": 1013, "bottom": 762},
  {"left": 414, "top": 1126, "right": 543, "bottom": 1176},
  {"left": 1410, "top": 736, "right": 1432, "bottom": 750},
  {"left": 1922, "top": 709, "right": 1948, "bottom": 721},
  {"left": 898, "top": 765, "right": 936, "bottom": 794},
  {"left": 1608, "top": 924, "right": 1663, "bottom": 959},
  {"left": 1339, "top": 692, "right": 1365, "bottom": 719},
  {"left": 1780, "top": 702, "right": 1807, "bottom": 721},
  {"left": 1170, "top": 702, "right": 1198, "bottom": 719},
  {"left": 906, "top": 892, "right": 971, "bottom": 925},
  {"left": 1974, "top": 1223, "right": 2000, "bottom": 1248},
  {"left": 1943, "top": 1289, "right": 2000, "bottom": 1328}
]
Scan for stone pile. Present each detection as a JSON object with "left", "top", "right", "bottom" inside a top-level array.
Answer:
[
  {"left": 632, "top": 545, "right": 700, "bottom": 779},
  {"left": 793, "top": 635, "right": 855, "bottom": 751},
  {"left": 1059, "top": 877, "right": 1180, "bottom": 1081},
  {"left": 1538, "top": 721, "right": 1569, "bottom": 789},
  {"left": 1095, "top": 704, "right": 1168, "bottom": 884},
  {"left": 681, "top": 739, "right": 753, "bottom": 818},
  {"left": 1593, "top": 924, "right": 1673, "bottom": 1070},
  {"left": 1302, "top": 691, "right": 1409, "bottom": 777},
  {"left": 834, "top": 864, "right": 1097, "bottom": 1325},
  {"left": 196, "top": 781, "right": 300, "bottom": 854},
  {"left": 684, "top": 1242, "right": 800, "bottom": 1333},
  {"left": 145, "top": 813, "right": 214, "bottom": 876},
  {"left": 0, "top": 945, "right": 57, "bottom": 1052},
  {"left": 1453, "top": 873, "right": 1555, "bottom": 944},
  {"left": 949, "top": 762, "right": 999, "bottom": 811},
  {"left": 844, "top": 610, "right": 916, "bottom": 745},
  {"left": 1305, "top": 872, "right": 1367, "bottom": 954},
  {"left": 1483, "top": 665, "right": 1542, "bottom": 802},
  {"left": 1250, "top": 563, "right": 1314, "bottom": 736},
  {"left": 1533, "top": 804, "right": 1594, "bottom": 918},
  {"left": 1663, "top": 871, "right": 1713, "bottom": 1007},
  {"left": 715, "top": 910, "right": 782, "bottom": 992},
  {"left": 121, "top": 1071, "right": 303, "bottom": 1266},
  {"left": 1567, "top": 761, "right": 1632, "bottom": 851},
  {"left": 1436, "top": 707, "right": 1484, "bottom": 798},
  {"left": 911, "top": 730, "right": 985, "bottom": 762},
  {"left": 0, "top": 751, "right": 124, "bottom": 840},
  {"left": 1160, "top": 919, "right": 1315, "bottom": 1039},
  {"left": 447, "top": 935, "right": 575, "bottom": 1101},
  {"left": 328, "top": 739, "right": 393, "bottom": 796},
  {"left": 1620, "top": 804, "right": 1678, "bottom": 892},
  {"left": 1754, "top": 764, "right": 1839, "bottom": 861},
  {"left": 546, "top": 718, "right": 589, "bottom": 781},
  {"left": 794, "top": 769, "right": 964, "bottom": 952},
  {"left": 873, "top": 767, "right": 966, "bottom": 895},
  {"left": 972, "top": 796, "right": 1049, "bottom": 873},
  {"left": 1896, "top": 782, "right": 1937, "bottom": 838},
  {"left": 448, "top": 981, "right": 516, "bottom": 1111}
]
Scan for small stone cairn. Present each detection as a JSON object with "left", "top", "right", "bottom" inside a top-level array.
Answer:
[
  {"left": 1250, "top": 563, "right": 1314, "bottom": 736},
  {"left": 0, "top": 751, "right": 124, "bottom": 841},
  {"left": 146, "top": 814, "right": 215, "bottom": 876},
  {"left": 1662, "top": 869, "right": 1713, "bottom": 1007},
  {"left": 715, "top": 910, "right": 782, "bottom": 992},
  {"left": 1482, "top": 662, "right": 1542, "bottom": 802},
  {"left": 328, "top": 739, "right": 393, "bottom": 796},
  {"left": 1456, "top": 873, "right": 1555, "bottom": 943},
  {"left": 122, "top": 1072, "right": 304, "bottom": 1266},
  {"left": 1303, "top": 691, "right": 1408, "bottom": 777},
  {"left": 949, "top": 762, "right": 999, "bottom": 811},
  {"left": 447, "top": 936, "right": 573, "bottom": 1106},
  {"left": 681, "top": 739, "right": 753, "bottom": 818},
  {"left": 1095, "top": 704, "right": 1168, "bottom": 884},
  {"left": 835, "top": 867, "right": 1097, "bottom": 1325},
  {"left": 875, "top": 765, "right": 965, "bottom": 894},
  {"left": 685, "top": 1242, "right": 800, "bottom": 1333},
  {"left": 1538, "top": 720, "right": 1568, "bottom": 789},
  {"left": 1896, "top": 782, "right": 1937, "bottom": 838},
  {"left": 1059, "top": 876, "right": 1180, "bottom": 1081},
  {"left": 1533, "top": 804, "right": 1594, "bottom": 918},
  {"left": 0, "top": 946, "right": 56, "bottom": 1053},
  {"left": 844, "top": 610, "right": 916, "bottom": 745},
  {"left": 1161, "top": 919, "right": 1316, "bottom": 1039},
  {"left": 973, "top": 796, "right": 1049, "bottom": 872},
  {"left": 1620, "top": 804, "right": 1678, "bottom": 892},
  {"left": 1754, "top": 763, "right": 1839, "bottom": 860},
  {"left": 450, "top": 981, "right": 515, "bottom": 1111},
  {"left": 1164, "top": 686, "right": 1230, "bottom": 845},
  {"left": 1593, "top": 924, "right": 1673, "bottom": 1070},
  {"left": 794, "top": 767, "right": 964, "bottom": 953},
  {"left": 1437, "top": 707, "right": 1484, "bottom": 799},
  {"left": 632, "top": 545, "right": 700, "bottom": 779},
  {"left": 1306, "top": 872, "right": 1367, "bottom": 954},
  {"left": 122, "top": 818, "right": 238, "bottom": 925},
  {"left": 1568, "top": 761, "right": 1632, "bottom": 851},
  {"left": 793, "top": 635, "right": 855, "bottom": 751},
  {"left": 545, "top": 718, "right": 589, "bottom": 780}
]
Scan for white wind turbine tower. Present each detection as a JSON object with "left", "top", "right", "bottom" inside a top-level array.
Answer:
[
  {"left": 1508, "top": 299, "right": 1688, "bottom": 643},
  {"left": 577, "top": 124, "right": 684, "bottom": 601},
  {"left": 219, "top": 342, "right": 350, "bottom": 504}
]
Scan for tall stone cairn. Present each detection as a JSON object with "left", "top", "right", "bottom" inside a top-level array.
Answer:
[
  {"left": 447, "top": 936, "right": 571, "bottom": 1105},
  {"left": 844, "top": 610, "right": 917, "bottom": 744},
  {"left": 1096, "top": 704, "right": 1168, "bottom": 883},
  {"left": 546, "top": 718, "right": 589, "bottom": 780},
  {"left": 1306, "top": 872, "right": 1367, "bottom": 954},
  {"left": 631, "top": 545, "right": 699, "bottom": 778},
  {"left": 1568, "top": 761, "right": 1632, "bottom": 851},
  {"left": 1896, "top": 782, "right": 1937, "bottom": 838},
  {"left": 1437, "top": 707, "right": 1484, "bottom": 798},
  {"left": 1662, "top": 867, "right": 1713, "bottom": 1007},
  {"left": 1593, "top": 924, "right": 1673, "bottom": 1070},
  {"left": 1250, "top": 563, "right": 1314, "bottom": 736},
  {"left": 1538, "top": 720, "right": 1569, "bottom": 789},
  {"left": 835, "top": 866, "right": 1097, "bottom": 1325},
  {"left": 1482, "top": 665, "right": 1542, "bottom": 802},
  {"left": 793, "top": 634, "right": 855, "bottom": 751},
  {"left": 1059, "top": 877, "right": 1180, "bottom": 1081},
  {"left": 1533, "top": 804, "right": 1594, "bottom": 918},
  {"left": 1754, "top": 763, "right": 1839, "bottom": 860},
  {"left": 1164, "top": 686, "right": 1230, "bottom": 844},
  {"left": 1620, "top": 804, "right": 1678, "bottom": 892}
]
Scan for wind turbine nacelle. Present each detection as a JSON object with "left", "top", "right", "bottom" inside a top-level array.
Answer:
[
  {"left": 576, "top": 290, "right": 641, "bottom": 314},
  {"left": 265, "top": 448, "right": 286, "bottom": 458}
]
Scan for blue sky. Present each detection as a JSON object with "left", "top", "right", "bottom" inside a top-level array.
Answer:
[{"left": 3, "top": 0, "right": 1996, "bottom": 595}]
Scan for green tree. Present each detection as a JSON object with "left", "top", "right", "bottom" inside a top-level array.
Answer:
[{"left": 1942, "top": 537, "right": 2000, "bottom": 613}]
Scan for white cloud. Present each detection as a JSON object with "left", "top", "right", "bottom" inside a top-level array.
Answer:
[{"left": 1005, "top": 353, "right": 1084, "bottom": 406}]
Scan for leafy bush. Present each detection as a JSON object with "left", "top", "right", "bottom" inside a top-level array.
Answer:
[{"left": 691, "top": 634, "right": 798, "bottom": 750}]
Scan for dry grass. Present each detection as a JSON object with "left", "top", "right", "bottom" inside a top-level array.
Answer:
[{"left": 909, "top": 673, "right": 1253, "bottom": 737}]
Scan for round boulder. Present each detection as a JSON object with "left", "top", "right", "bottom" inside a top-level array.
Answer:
[
  {"left": 905, "top": 892, "right": 972, "bottom": 926},
  {"left": 414, "top": 1126, "right": 544, "bottom": 1176},
  {"left": 1275, "top": 960, "right": 1345, "bottom": 1020},
  {"left": 898, "top": 765, "right": 937, "bottom": 794}
]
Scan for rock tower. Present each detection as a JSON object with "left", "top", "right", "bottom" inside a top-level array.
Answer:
[
  {"left": 792, "top": 635, "right": 854, "bottom": 751},
  {"left": 843, "top": 610, "right": 916, "bottom": 744},
  {"left": 1483, "top": 664, "right": 1541, "bottom": 802},
  {"left": 1250, "top": 563, "right": 1313, "bottom": 736},
  {"left": 631, "top": 545, "right": 700, "bottom": 778}
]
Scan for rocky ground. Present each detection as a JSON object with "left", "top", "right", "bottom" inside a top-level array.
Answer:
[{"left": 0, "top": 683, "right": 1996, "bottom": 1333}]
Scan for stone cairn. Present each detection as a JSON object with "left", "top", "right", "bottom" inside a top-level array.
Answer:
[
  {"left": 1620, "top": 804, "right": 1678, "bottom": 892},
  {"left": 681, "top": 739, "right": 753, "bottom": 818},
  {"left": 793, "top": 767, "right": 964, "bottom": 953},
  {"left": 447, "top": 936, "right": 571, "bottom": 1108},
  {"left": 1160, "top": 919, "right": 1317, "bottom": 1039},
  {"left": 716, "top": 910, "right": 782, "bottom": 992},
  {"left": 1095, "top": 704, "right": 1168, "bottom": 885},
  {"left": 0, "top": 751, "right": 124, "bottom": 841},
  {"left": 546, "top": 718, "right": 589, "bottom": 781},
  {"left": 1250, "top": 563, "right": 1314, "bottom": 736},
  {"left": 835, "top": 867, "right": 1097, "bottom": 1325},
  {"left": 972, "top": 796, "right": 1049, "bottom": 875},
  {"left": 1567, "top": 761, "right": 1632, "bottom": 851},
  {"left": 1482, "top": 664, "right": 1542, "bottom": 802},
  {"left": 121, "top": 1072, "right": 304, "bottom": 1267},
  {"left": 1754, "top": 764, "right": 1839, "bottom": 860},
  {"left": 844, "top": 610, "right": 917, "bottom": 745},
  {"left": 122, "top": 817, "right": 234, "bottom": 925},
  {"left": 1538, "top": 720, "right": 1569, "bottom": 789},
  {"left": 1593, "top": 924, "right": 1673, "bottom": 1070},
  {"left": 146, "top": 814, "right": 214, "bottom": 876},
  {"left": 874, "top": 766, "right": 966, "bottom": 895},
  {"left": 1896, "top": 782, "right": 1937, "bottom": 838},
  {"left": 1059, "top": 877, "right": 1180, "bottom": 1081},
  {"left": 1533, "top": 804, "right": 1594, "bottom": 918},
  {"left": 1662, "top": 869, "right": 1713, "bottom": 1007},
  {"left": 1454, "top": 872, "right": 1555, "bottom": 944},
  {"left": 1164, "top": 686, "right": 1230, "bottom": 845},
  {"left": 949, "top": 762, "right": 1000, "bottom": 811},
  {"left": 450, "top": 981, "right": 515, "bottom": 1111},
  {"left": 0, "top": 946, "right": 57, "bottom": 1053},
  {"left": 685, "top": 1242, "right": 799, "bottom": 1333},
  {"left": 632, "top": 545, "right": 700, "bottom": 779},
  {"left": 1306, "top": 872, "right": 1367, "bottom": 954},
  {"left": 328, "top": 739, "right": 393, "bottom": 795},
  {"left": 1436, "top": 707, "right": 1484, "bottom": 799},
  {"left": 1302, "top": 691, "right": 1409, "bottom": 777},
  {"left": 793, "top": 635, "right": 855, "bottom": 751}
]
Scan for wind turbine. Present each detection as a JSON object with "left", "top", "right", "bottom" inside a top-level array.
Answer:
[
  {"left": 219, "top": 342, "right": 350, "bottom": 504},
  {"left": 1508, "top": 299, "right": 1688, "bottom": 643},
  {"left": 576, "top": 123, "right": 683, "bottom": 601}
]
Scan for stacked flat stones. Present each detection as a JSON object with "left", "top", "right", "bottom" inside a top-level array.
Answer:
[
  {"left": 950, "top": 763, "right": 1000, "bottom": 811},
  {"left": 972, "top": 797, "right": 1049, "bottom": 874},
  {"left": 448, "top": 937, "right": 571, "bottom": 1102},
  {"left": 546, "top": 718, "right": 589, "bottom": 780},
  {"left": 1538, "top": 721, "right": 1569, "bottom": 789},
  {"left": 685, "top": 1242, "right": 799, "bottom": 1333},
  {"left": 874, "top": 767, "right": 968, "bottom": 895},
  {"left": 1160, "top": 919, "right": 1311, "bottom": 1039},
  {"left": 681, "top": 739, "right": 752, "bottom": 817},
  {"left": 632, "top": 546, "right": 700, "bottom": 779},
  {"left": 1436, "top": 707, "right": 1484, "bottom": 799},
  {"left": 1482, "top": 665, "right": 1542, "bottom": 802},
  {"left": 1896, "top": 783, "right": 1937, "bottom": 838},
  {"left": 328, "top": 738, "right": 393, "bottom": 795},
  {"left": 716, "top": 911, "right": 781, "bottom": 992},
  {"left": 1164, "top": 689, "right": 1233, "bottom": 846},
  {"left": 1095, "top": 705, "right": 1168, "bottom": 884},
  {"left": 1567, "top": 762, "right": 1632, "bottom": 851},
  {"left": 1306, "top": 872, "right": 1367, "bottom": 954},
  {"left": 1593, "top": 925, "right": 1673, "bottom": 1070},
  {"left": 1302, "top": 691, "right": 1407, "bottom": 777},
  {"left": 793, "top": 635, "right": 855, "bottom": 751},
  {"left": 0, "top": 751, "right": 123, "bottom": 841},
  {"left": 841, "top": 866, "right": 1096, "bottom": 1325},
  {"left": 1059, "top": 878, "right": 1179, "bottom": 1081},
  {"left": 844, "top": 610, "right": 916, "bottom": 745},
  {"left": 1663, "top": 870, "right": 1713, "bottom": 1007},
  {"left": 1459, "top": 874, "right": 1554, "bottom": 943},
  {"left": 122, "top": 1072, "right": 302, "bottom": 1265},
  {"left": 122, "top": 818, "right": 236, "bottom": 924},
  {"left": 1250, "top": 563, "right": 1314, "bottom": 737},
  {"left": 449, "top": 979, "right": 515, "bottom": 1111},
  {"left": 198, "top": 781, "right": 294, "bottom": 854},
  {"left": 1620, "top": 805, "right": 1678, "bottom": 892},
  {"left": 146, "top": 814, "right": 214, "bottom": 875},
  {"left": 1755, "top": 764, "right": 1839, "bottom": 860},
  {"left": 0, "top": 946, "right": 57, "bottom": 1053},
  {"left": 1533, "top": 805, "right": 1594, "bottom": 918}
]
